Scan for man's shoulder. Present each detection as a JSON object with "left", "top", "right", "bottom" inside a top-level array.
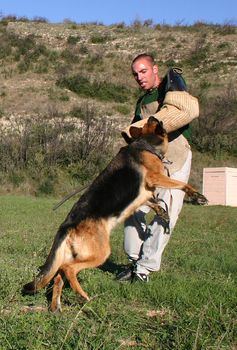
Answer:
[{"left": 162, "top": 67, "right": 187, "bottom": 92}]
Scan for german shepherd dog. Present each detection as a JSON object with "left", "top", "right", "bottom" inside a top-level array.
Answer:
[{"left": 22, "top": 117, "right": 207, "bottom": 312}]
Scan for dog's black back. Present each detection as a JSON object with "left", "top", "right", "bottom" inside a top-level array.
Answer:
[{"left": 61, "top": 145, "right": 143, "bottom": 228}]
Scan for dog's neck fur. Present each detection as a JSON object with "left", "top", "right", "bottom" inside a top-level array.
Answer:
[{"left": 131, "top": 138, "right": 165, "bottom": 160}]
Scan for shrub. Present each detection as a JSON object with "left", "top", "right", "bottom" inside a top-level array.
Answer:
[
  {"left": 90, "top": 34, "right": 110, "bottom": 44},
  {"left": 8, "top": 172, "right": 24, "bottom": 187},
  {"left": 115, "top": 22, "right": 126, "bottom": 29},
  {"left": 78, "top": 44, "right": 89, "bottom": 54},
  {"left": 217, "top": 42, "right": 231, "bottom": 50},
  {"left": 165, "top": 59, "right": 177, "bottom": 67},
  {"left": 0, "top": 28, "right": 54, "bottom": 71},
  {"left": 186, "top": 37, "right": 210, "bottom": 67},
  {"left": 34, "top": 59, "right": 49, "bottom": 73},
  {"left": 32, "top": 16, "right": 48, "bottom": 23},
  {"left": 0, "top": 103, "right": 115, "bottom": 195},
  {"left": 115, "top": 104, "right": 131, "bottom": 115},
  {"left": 192, "top": 83, "right": 237, "bottom": 155},
  {"left": 131, "top": 19, "right": 143, "bottom": 30},
  {"left": 17, "top": 16, "right": 30, "bottom": 22},
  {"left": 56, "top": 74, "right": 130, "bottom": 103},
  {"left": 0, "top": 15, "right": 17, "bottom": 24},
  {"left": 143, "top": 19, "right": 154, "bottom": 27},
  {"left": 70, "top": 106, "right": 85, "bottom": 119},
  {"left": 13, "top": 35, "right": 36, "bottom": 56},
  {"left": 67, "top": 35, "right": 80, "bottom": 45},
  {"left": 61, "top": 48, "right": 79, "bottom": 63},
  {"left": 17, "top": 59, "right": 31, "bottom": 73},
  {"left": 213, "top": 23, "right": 236, "bottom": 35},
  {"left": 0, "top": 29, "right": 13, "bottom": 58}
]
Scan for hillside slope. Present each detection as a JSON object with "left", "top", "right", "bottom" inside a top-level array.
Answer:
[
  {"left": 0, "top": 19, "right": 236, "bottom": 194},
  {"left": 1, "top": 20, "right": 236, "bottom": 123}
]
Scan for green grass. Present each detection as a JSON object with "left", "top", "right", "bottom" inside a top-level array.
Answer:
[{"left": 0, "top": 195, "right": 236, "bottom": 349}]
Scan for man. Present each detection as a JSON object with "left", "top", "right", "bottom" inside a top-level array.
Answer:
[{"left": 116, "top": 53, "right": 199, "bottom": 283}]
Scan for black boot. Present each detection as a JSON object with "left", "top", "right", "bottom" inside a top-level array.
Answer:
[{"left": 116, "top": 261, "right": 136, "bottom": 282}]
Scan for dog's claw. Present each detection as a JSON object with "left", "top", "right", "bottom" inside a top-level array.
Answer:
[
  {"left": 192, "top": 192, "right": 208, "bottom": 205},
  {"left": 49, "top": 304, "right": 62, "bottom": 313},
  {"left": 158, "top": 206, "right": 170, "bottom": 223}
]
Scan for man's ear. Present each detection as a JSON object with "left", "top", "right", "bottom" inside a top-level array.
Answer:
[
  {"left": 153, "top": 64, "right": 158, "bottom": 75},
  {"left": 129, "top": 126, "right": 142, "bottom": 139}
]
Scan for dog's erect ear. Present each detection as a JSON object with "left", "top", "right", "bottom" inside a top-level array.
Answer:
[
  {"left": 146, "top": 116, "right": 165, "bottom": 135},
  {"left": 147, "top": 116, "right": 166, "bottom": 135},
  {"left": 129, "top": 126, "right": 142, "bottom": 139},
  {"left": 147, "top": 116, "right": 159, "bottom": 126},
  {"left": 121, "top": 131, "right": 133, "bottom": 144},
  {"left": 155, "top": 120, "right": 165, "bottom": 135}
]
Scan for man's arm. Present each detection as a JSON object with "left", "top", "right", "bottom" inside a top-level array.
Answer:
[
  {"left": 121, "top": 90, "right": 199, "bottom": 141},
  {"left": 153, "top": 90, "right": 199, "bottom": 132}
]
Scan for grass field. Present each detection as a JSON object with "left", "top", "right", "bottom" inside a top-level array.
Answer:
[{"left": 0, "top": 195, "right": 236, "bottom": 350}]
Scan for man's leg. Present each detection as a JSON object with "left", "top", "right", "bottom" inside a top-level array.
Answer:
[
  {"left": 116, "top": 205, "right": 150, "bottom": 281},
  {"left": 124, "top": 204, "right": 150, "bottom": 261},
  {"left": 135, "top": 150, "right": 192, "bottom": 280}
]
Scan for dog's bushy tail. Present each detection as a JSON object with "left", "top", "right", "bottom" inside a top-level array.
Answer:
[{"left": 22, "top": 228, "right": 67, "bottom": 295}]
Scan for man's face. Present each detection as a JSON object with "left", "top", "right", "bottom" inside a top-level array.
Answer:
[{"left": 132, "top": 58, "right": 159, "bottom": 91}]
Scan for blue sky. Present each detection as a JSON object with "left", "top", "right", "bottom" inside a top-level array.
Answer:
[{"left": 0, "top": 0, "right": 236, "bottom": 26}]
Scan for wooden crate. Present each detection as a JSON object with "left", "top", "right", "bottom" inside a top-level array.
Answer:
[{"left": 203, "top": 167, "right": 237, "bottom": 206}]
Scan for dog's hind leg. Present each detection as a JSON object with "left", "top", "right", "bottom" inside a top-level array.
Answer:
[
  {"left": 62, "top": 263, "right": 91, "bottom": 301},
  {"left": 61, "top": 256, "right": 109, "bottom": 303},
  {"left": 50, "top": 271, "right": 65, "bottom": 313},
  {"left": 22, "top": 235, "right": 68, "bottom": 295}
]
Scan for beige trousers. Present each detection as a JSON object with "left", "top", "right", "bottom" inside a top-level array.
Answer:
[{"left": 124, "top": 150, "right": 192, "bottom": 274}]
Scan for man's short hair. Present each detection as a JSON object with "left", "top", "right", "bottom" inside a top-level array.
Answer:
[{"left": 132, "top": 53, "right": 155, "bottom": 67}]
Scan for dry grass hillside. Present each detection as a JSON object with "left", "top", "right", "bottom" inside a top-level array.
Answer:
[
  {"left": 1, "top": 20, "right": 236, "bottom": 122},
  {"left": 0, "top": 18, "right": 237, "bottom": 194}
]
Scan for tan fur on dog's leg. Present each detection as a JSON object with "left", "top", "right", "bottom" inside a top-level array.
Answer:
[
  {"left": 147, "top": 173, "right": 207, "bottom": 204},
  {"left": 62, "top": 264, "right": 90, "bottom": 301},
  {"left": 50, "top": 273, "right": 64, "bottom": 312}
]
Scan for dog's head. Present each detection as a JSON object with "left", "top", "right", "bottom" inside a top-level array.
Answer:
[
  {"left": 130, "top": 116, "right": 166, "bottom": 138},
  {"left": 122, "top": 116, "right": 168, "bottom": 154}
]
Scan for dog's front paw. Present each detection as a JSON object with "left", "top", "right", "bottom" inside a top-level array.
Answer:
[
  {"left": 158, "top": 206, "right": 170, "bottom": 223},
  {"left": 192, "top": 192, "right": 208, "bottom": 205}
]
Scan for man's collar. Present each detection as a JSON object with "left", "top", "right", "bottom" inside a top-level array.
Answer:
[{"left": 147, "top": 84, "right": 160, "bottom": 93}]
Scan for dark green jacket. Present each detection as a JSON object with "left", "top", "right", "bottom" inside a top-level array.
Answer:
[{"left": 132, "top": 68, "right": 192, "bottom": 143}]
